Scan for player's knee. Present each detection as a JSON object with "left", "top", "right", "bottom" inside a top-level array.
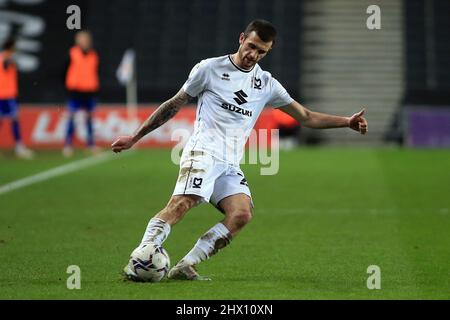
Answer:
[{"left": 230, "top": 208, "right": 252, "bottom": 228}]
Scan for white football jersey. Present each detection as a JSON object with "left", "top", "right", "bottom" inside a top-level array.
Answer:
[{"left": 182, "top": 55, "right": 294, "bottom": 165}]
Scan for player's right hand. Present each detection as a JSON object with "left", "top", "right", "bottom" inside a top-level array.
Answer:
[{"left": 111, "top": 136, "right": 135, "bottom": 153}]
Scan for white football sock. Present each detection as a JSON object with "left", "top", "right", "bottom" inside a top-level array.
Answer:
[
  {"left": 180, "top": 223, "right": 232, "bottom": 266},
  {"left": 140, "top": 218, "right": 171, "bottom": 246}
]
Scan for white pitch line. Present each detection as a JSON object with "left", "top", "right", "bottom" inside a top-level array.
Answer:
[{"left": 0, "top": 152, "right": 116, "bottom": 196}]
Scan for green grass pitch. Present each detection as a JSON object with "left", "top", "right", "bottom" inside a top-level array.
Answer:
[{"left": 0, "top": 148, "right": 449, "bottom": 299}]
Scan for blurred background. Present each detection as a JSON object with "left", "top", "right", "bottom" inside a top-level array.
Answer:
[{"left": 0, "top": 0, "right": 449, "bottom": 149}]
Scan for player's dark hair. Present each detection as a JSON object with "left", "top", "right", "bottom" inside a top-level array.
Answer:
[
  {"left": 244, "top": 19, "right": 277, "bottom": 44},
  {"left": 2, "top": 37, "right": 16, "bottom": 51}
]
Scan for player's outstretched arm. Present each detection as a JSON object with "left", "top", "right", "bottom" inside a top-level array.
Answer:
[
  {"left": 277, "top": 101, "right": 368, "bottom": 135},
  {"left": 111, "top": 89, "right": 192, "bottom": 153}
]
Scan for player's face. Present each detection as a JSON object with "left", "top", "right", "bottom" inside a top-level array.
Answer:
[
  {"left": 76, "top": 33, "right": 92, "bottom": 50},
  {"left": 238, "top": 31, "right": 273, "bottom": 69}
]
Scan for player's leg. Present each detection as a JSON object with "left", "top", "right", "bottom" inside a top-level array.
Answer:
[
  {"left": 84, "top": 98, "right": 97, "bottom": 152},
  {"left": 7, "top": 100, "right": 34, "bottom": 159},
  {"left": 219, "top": 193, "right": 253, "bottom": 237},
  {"left": 124, "top": 151, "right": 223, "bottom": 280},
  {"left": 123, "top": 194, "right": 201, "bottom": 279},
  {"left": 168, "top": 167, "right": 252, "bottom": 280},
  {"left": 168, "top": 194, "right": 251, "bottom": 280},
  {"left": 140, "top": 151, "right": 221, "bottom": 246},
  {"left": 139, "top": 194, "right": 201, "bottom": 246},
  {"left": 0, "top": 102, "right": 4, "bottom": 156},
  {"left": 63, "top": 99, "right": 78, "bottom": 157}
]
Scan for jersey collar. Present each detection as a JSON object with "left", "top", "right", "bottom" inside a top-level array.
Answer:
[{"left": 228, "top": 55, "right": 254, "bottom": 73}]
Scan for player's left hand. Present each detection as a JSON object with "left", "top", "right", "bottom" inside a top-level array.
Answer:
[{"left": 348, "top": 109, "right": 368, "bottom": 135}]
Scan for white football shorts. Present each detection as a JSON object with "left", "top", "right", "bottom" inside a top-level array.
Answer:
[{"left": 172, "top": 150, "right": 252, "bottom": 208}]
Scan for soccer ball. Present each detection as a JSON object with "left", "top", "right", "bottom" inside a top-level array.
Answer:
[{"left": 128, "top": 243, "right": 170, "bottom": 282}]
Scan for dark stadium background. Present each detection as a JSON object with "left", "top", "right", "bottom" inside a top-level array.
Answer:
[{"left": 8, "top": 0, "right": 303, "bottom": 103}]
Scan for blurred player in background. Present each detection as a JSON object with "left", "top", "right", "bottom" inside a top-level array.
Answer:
[
  {"left": 0, "top": 37, "right": 34, "bottom": 159},
  {"left": 112, "top": 20, "right": 368, "bottom": 281},
  {"left": 63, "top": 30, "right": 100, "bottom": 157}
]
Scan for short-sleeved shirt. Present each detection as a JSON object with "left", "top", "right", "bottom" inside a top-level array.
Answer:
[{"left": 182, "top": 55, "right": 294, "bottom": 165}]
